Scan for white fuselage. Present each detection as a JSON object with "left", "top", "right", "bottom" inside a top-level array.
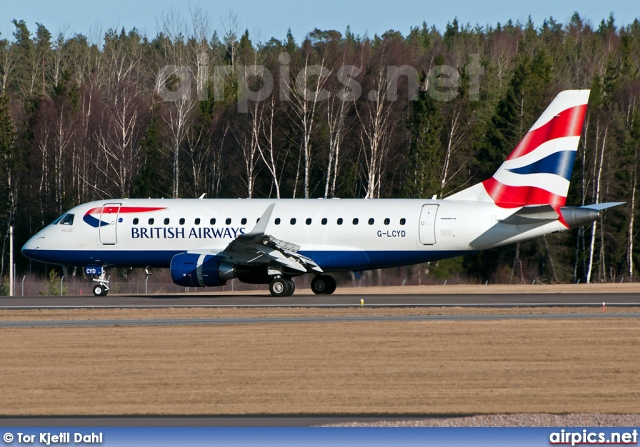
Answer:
[{"left": 22, "top": 198, "right": 567, "bottom": 271}]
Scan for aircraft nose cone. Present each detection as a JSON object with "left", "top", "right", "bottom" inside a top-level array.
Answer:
[{"left": 22, "top": 235, "right": 45, "bottom": 261}]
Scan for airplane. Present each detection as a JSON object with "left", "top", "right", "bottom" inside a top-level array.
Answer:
[{"left": 22, "top": 89, "right": 622, "bottom": 297}]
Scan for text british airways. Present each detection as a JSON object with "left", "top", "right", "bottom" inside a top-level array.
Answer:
[{"left": 131, "top": 226, "right": 246, "bottom": 239}]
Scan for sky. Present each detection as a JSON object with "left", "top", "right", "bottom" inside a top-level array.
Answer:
[{"left": 1, "top": 0, "right": 638, "bottom": 44}]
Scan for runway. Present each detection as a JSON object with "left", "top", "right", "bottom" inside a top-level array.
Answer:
[{"left": 1, "top": 292, "right": 640, "bottom": 309}]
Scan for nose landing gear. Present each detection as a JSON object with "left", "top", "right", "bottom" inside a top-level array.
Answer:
[{"left": 91, "top": 271, "right": 110, "bottom": 296}]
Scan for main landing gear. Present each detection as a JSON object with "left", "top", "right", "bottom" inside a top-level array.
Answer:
[
  {"left": 311, "top": 275, "right": 336, "bottom": 295},
  {"left": 269, "top": 277, "right": 296, "bottom": 297},
  {"left": 267, "top": 274, "right": 337, "bottom": 297}
]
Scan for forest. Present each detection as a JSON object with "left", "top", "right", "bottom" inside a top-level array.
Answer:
[{"left": 1, "top": 11, "right": 640, "bottom": 286}]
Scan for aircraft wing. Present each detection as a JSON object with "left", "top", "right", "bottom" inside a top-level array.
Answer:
[{"left": 217, "top": 203, "right": 323, "bottom": 273}]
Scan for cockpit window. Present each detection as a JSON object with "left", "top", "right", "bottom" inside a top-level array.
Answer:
[
  {"left": 53, "top": 213, "right": 75, "bottom": 225},
  {"left": 52, "top": 214, "right": 66, "bottom": 225},
  {"left": 60, "top": 214, "right": 75, "bottom": 225}
]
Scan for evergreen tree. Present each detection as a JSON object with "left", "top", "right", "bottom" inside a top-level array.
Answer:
[
  {"left": 403, "top": 69, "right": 443, "bottom": 198},
  {"left": 284, "top": 28, "right": 297, "bottom": 54},
  {"left": 132, "top": 110, "right": 171, "bottom": 198}
]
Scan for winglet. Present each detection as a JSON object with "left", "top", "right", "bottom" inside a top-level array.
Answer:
[{"left": 246, "top": 203, "right": 276, "bottom": 236}]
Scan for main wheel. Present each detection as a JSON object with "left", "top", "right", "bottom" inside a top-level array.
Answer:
[
  {"left": 323, "top": 275, "right": 337, "bottom": 295},
  {"left": 269, "top": 277, "right": 291, "bottom": 297},
  {"left": 311, "top": 275, "right": 336, "bottom": 295},
  {"left": 311, "top": 276, "right": 326, "bottom": 294},
  {"left": 283, "top": 278, "right": 296, "bottom": 297}
]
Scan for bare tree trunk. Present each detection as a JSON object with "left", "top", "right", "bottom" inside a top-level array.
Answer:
[
  {"left": 574, "top": 114, "right": 590, "bottom": 282},
  {"left": 53, "top": 107, "right": 75, "bottom": 214},
  {"left": 0, "top": 40, "right": 17, "bottom": 96},
  {"left": 440, "top": 108, "right": 465, "bottom": 198},
  {"left": 257, "top": 97, "right": 282, "bottom": 198},
  {"left": 629, "top": 165, "right": 637, "bottom": 281},
  {"left": 358, "top": 68, "right": 393, "bottom": 199},
  {"left": 36, "top": 125, "right": 50, "bottom": 226},
  {"left": 289, "top": 54, "right": 330, "bottom": 198},
  {"left": 586, "top": 122, "right": 607, "bottom": 283},
  {"left": 159, "top": 17, "right": 196, "bottom": 198},
  {"left": 324, "top": 74, "right": 353, "bottom": 198},
  {"left": 209, "top": 124, "right": 227, "bottom": 198},
  {"left": 234, "top": 120, "right": 260, "bottom": 199},
  {"left": 95, "top": 79, "right": 146, "bottom": 198}
]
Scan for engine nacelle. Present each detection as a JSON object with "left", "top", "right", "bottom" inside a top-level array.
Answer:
[{"left": 170, "top": 253, "right": 235, "bottom": 287}]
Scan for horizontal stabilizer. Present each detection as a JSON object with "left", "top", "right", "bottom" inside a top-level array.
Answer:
[
  {"left": 499, "top": 205, "right": 559, "bottom": 225},
  {"left": 581, "top": 202, "right": 625, "bottom": 211}
]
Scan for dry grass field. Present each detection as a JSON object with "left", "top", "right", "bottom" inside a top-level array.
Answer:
[{"left": 0, "top": 310, "right": 639, "bottom": 415}]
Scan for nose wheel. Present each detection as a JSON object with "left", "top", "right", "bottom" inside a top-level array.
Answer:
[
  {"left": 92, "top": 284, "right": 109, "bottom": 296},
  {"left": 311, "top": 275, "right": 336, "bottom": 295}
]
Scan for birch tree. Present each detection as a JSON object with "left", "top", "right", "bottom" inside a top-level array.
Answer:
[
  {"left": 586, "top": 121, "right": 607, "bottom": 283},
  {"left": 289, "top": 52, "right": 330, "bottom": 198},
  {"left": 358, "top": 67, "right": 394, "bottom": 199},
  {"left": 158, "top": 16, "right": 197, "bottom": 198}
]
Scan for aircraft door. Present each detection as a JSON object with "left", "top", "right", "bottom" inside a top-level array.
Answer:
[
  {"left": 419, "top": 204, "right": 438, "bottom": 245},
  {"left": 99, "top": 203, "right": 121, "bottom": 245}
]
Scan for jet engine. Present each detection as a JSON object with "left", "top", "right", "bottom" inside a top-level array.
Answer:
[{"left": 170, "top": 253, "right": 236, "bottom": 287}]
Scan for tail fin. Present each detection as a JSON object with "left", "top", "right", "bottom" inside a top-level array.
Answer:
[{"left": 445, "top": 90, "right": 590, "bottom": 208}]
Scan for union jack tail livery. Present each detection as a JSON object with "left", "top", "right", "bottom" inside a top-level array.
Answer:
[{"left": 446, "top": 90, "right": 590, "bottom": 208}]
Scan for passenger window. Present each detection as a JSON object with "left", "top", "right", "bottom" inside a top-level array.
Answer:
[
  {"left": 353, "top": 218, "right": 359, "bottom": 225},
  {"left": 290, "top": 218, "right": 297, "bottom": 225},
  {"left": 368, "top": 218, "right": 374, "bottom": 225},
  {"left": 241, "top": 218, "right": 247, "bottom": 225},
  {"left": 210, "top": 218, "right": 216, "bottom": 225},
  {"left": 179, "top": 218, "right": 185, "bottom": 225},
  {"left": 226, "top": 218, "right": 232, "bottom": 225},
  {"left": 59, "top": 214, "right": 75, "bottom": 225},
  {"left": 384, "top": 218, "right": 390, "bottom": 225},
  {"left": 275, "top": 218, "right": 281, "bottom": 225},
  {"left": 164, "top": 218, "right": 170, "bottom": 225},
  {"left": 133, "top": 218, "right": 139, "bottom": 225},
  {"left": 337, "top": 218, "right": 343, "bottom": 225},
  {"left": 148, "top": 218, "right": 154, "bottom": 225},
  {"left": 400, "top": 218, "right": 406, "bottom": 225},
  {"left": 195, "top": 218, "right": 200, "bottom": 225},
  {"left": 321, "top": 218, "right": 327, "bottom": 225},
  {"left": 306, "top": 218, "right": 312, "bottom": 225}
]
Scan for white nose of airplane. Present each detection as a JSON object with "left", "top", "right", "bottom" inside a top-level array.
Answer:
[{"left": 21, "top": 233, "right": 46, "bottom": 262}]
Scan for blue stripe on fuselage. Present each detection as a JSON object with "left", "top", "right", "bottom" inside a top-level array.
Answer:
[{"left": 22, "top": 249, "right": 474, "bottom": 271}]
